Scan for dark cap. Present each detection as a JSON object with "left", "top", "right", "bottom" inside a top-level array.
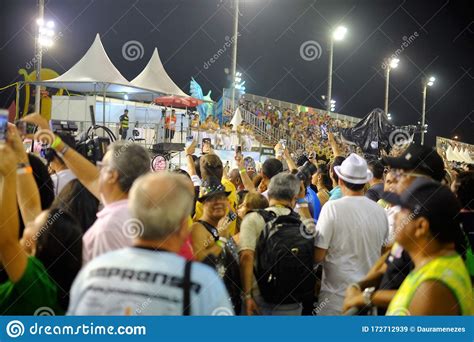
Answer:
[
  {"left": 383, "top": 144, "right": 445, "bottom": 181},
  {"left": 382, "top": 178, "right": 461, "bottom": 230},
  {"left": 198, "top": 177, "right": 230, "bottom": 202}
]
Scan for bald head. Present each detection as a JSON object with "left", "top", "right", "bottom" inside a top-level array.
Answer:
[{"left": 129, "top": 172, "right": 194, "bottom": 240}]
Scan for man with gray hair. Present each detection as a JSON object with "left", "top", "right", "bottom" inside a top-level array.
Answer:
[
  {"left": 47, "top": 136, "right": 150, "bottom": 263},
  {"left": 68, "top": 173, "right": 233, "bottom": 315},
  {"left": 239, "top": 172, "right": 312, "bottom": 316}
]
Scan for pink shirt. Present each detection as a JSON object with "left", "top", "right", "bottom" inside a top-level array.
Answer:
[{"left": 82, "top": 199, "right": 133, "bottom": 265}]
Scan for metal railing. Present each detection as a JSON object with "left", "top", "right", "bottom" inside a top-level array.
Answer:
[{"left": 238, "top": 106, "right": 305, "bottom": 152}]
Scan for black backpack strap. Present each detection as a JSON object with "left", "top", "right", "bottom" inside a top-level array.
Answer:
[
  {"left": 197, "top": 220, "right": 219, "bottom": 242},
  {"left": 252, "top": 209, "right": 278, "bottom": 241},
  {"left": 252, "top": 209, "right": 277, "bottom": 223},
  {"left": 183, "top": 261, "right": 192, "bottom": 316}
]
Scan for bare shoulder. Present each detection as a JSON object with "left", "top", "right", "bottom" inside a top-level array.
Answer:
[{"left": 409, "top": 280, "right": 460, "bottom": 315}]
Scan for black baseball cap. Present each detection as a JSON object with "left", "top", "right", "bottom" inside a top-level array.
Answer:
[
  {"left": 383, "top": 144, "right": 445, "bottom": 181},
  {"left": 198, "top": 177, "right": 231, "bottom": 202},
  {"left": 382, "top": 178, "right": 461, "bottom": 236}
]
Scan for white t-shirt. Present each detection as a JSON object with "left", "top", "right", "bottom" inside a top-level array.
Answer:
[
  {"left": 50, "top": 169, "right": 76, "bottom": 195},
  {"left": 68, "top": 247, "right": 233, "bottom": 316},
  {"left": 315, "top": 196, "right": 389, "bottom": 298}
]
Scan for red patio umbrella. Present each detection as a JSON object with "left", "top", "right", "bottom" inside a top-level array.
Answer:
[{"left": 154, "top": 95, "right": 204, "bottom": 108}]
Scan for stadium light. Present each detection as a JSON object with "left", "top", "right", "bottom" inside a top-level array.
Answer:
[
  {"left": 421, "top": 75, "right": 436, "bottom": 145},
  {"left": 384, "top": 57, "right": 400, "bottom": 115},
  {"left": 389, "top": 58, "right": 400, "bottom": 69},
  {"left": 327, "top": 25, "right": 348, "bottom": 113},
  {"left": 332, "top": 26, "right": 348, "bottom": 41}
]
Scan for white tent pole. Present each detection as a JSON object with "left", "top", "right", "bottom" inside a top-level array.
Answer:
[{"left": 102, "top": 84, "right": 107, "bottom": 137}]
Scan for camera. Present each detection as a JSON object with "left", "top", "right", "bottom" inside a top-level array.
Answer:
[
  {"left": 15, "top": 121, "right": 38, "bottom": 135},
  {"left": 296, "top": 161, "right": 318, "bottom": 183}
]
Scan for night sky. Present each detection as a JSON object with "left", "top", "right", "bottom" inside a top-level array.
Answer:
[{"left": 1, "top": 0, "right": 473, "bottom": 145}]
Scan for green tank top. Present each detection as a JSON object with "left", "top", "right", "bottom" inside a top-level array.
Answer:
[{"left": 387, "top": 253, "right": 473, "bottom": 315}]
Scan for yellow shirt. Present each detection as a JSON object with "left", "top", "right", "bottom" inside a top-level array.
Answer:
[
  {"left": 387, "top": 254, "right": 473, "bottom": 315},
  {"left": 193, "top": 178, "right": 238, "bottom": 236}
]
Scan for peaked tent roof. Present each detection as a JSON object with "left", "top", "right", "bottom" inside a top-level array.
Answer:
[
  {"left": 34, "top": 34, "right": 157, "bottom": 96},
  {"left": 131, "top": 48, "right": 188, "bottom": 97}
]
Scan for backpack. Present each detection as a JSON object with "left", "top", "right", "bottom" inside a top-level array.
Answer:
[
  {"left": 198, "top": 221, "right": 242, "bottom": 314},
  {"left": 254, "top": 209, "right": 316, "bottom": 305}
]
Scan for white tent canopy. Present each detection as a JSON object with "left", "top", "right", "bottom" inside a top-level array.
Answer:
[
  {"left": 34, "top": 34, "right": 155, "bottom": 96},
  {"left": 131, "top": 48, "right": 189, "bottom": 97}
]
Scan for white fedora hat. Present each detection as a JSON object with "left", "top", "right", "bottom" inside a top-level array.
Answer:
[{"left": 334, "top": 153, "right": 373, "bottom": 184}]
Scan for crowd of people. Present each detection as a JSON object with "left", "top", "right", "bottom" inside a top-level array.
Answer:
[
  {"left": 0, "top": 112, "right": 473, "bottom": 316},
  {"left": 241, "top": 99, "right": 354, "bottom": 160}
]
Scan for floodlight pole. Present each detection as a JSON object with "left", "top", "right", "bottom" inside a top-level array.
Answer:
[
  {"left": 421, "top": 83, "right": 427, "bottom": 146},
  {"left": 230, "top": 0, "right": 239, "bottom": 113},
  {"left": 326, "top": 38, "right": 334, "bottom": 114},
  {"left": 34, "top": 0, "right": 45, "bottom": 113},
  {"left": 384, "top": 66, "right": 390, "bottom": 115}
]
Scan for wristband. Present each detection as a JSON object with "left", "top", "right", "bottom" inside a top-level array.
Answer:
[
  {"left": 218, "top": 237, "right": 228, "bottom": 244},
  {"left": 295, "top": 203, "right": 309, "bottom": 209},
  {"left": 51, "top": 136, "right": 62, "bottom": 149},
  {"left": 216, "top": 240, "right": 225, "bottom": 248},
  {"left": 17, "top": 166, "right": 33, "bottom": 175},
  {"left": 239, "top": 168, "right": 247, "bottom": 174},
  {"left": 296, "top": 198, "right": 308, "bottom": 204},
  {"left": 190, "top": 175, "right": 202, "bottom": 187},
  {"left": 186, "top": 154, "right": 194, "bottom": 158}
]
